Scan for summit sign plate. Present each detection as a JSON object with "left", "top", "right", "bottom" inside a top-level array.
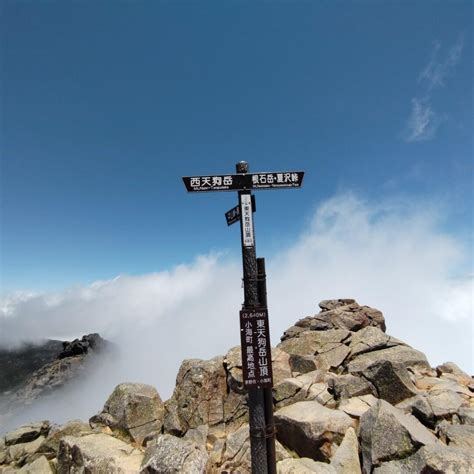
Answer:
[
  {"left": 239, "top": 308, "right": 273, "bottom": 388},
  {"left": 183, "top": 171, "right": 304, "bottom": 193}
]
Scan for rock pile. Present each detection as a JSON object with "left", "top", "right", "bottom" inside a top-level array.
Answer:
[{"left": 1, "top": 300, "right": 472, "bottom": 473}]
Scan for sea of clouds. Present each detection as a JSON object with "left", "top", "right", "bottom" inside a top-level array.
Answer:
[{"left": 1, "top": 193, "right": 472, "bottom": 430}]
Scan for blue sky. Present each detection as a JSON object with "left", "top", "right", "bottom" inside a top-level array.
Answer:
[{"left": 1, "top": 1, "right": 472, "bottom": 291}]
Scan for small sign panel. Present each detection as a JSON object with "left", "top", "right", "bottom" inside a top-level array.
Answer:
[
  {"left": 240, "top": 308, "right": 273, "bottom": 388},
  {"left": 225, "top": 205, "right": 241, "bottom": 226},
  {"left": 224, "top": 196, "right": 255, "bottom": 226},
  {"left": 183, "top": 172, "right": 304, "bottom": 192},
  {"left": 240, "top": 194, "right": 254, "bottom": 247}
]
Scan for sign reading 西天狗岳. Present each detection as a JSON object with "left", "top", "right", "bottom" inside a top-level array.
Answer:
[
  {"left": 239, "top": 308, "right": 273, "bottom": 388},
  {"left": 183, "top": 171, "right": 304, "bottom": 193}
]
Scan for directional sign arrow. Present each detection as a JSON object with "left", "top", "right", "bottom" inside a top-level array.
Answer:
[{"left": 182, "top": 171, "right": 304, "bottom": 193}]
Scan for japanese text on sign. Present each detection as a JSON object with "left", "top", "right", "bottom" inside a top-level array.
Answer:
[
  {"left": 251, "top": 172, "right": 301, "bottom": 188},
  {"left": 239, "top": 309, "right": 273, "bottom": 388},
  {"left": 240, "top": 194, "right": 254, "bottom": 247},
  {"left": 182, "top": 171, "right": 304, "bottom": 192}
]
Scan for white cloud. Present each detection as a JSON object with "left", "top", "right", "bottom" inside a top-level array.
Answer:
[
  {"left": 419, "top": 37, "right": 464, "bottom": 91},
  {"left": 405, "top": 35, "right": 464, "bottom": 142},
  {"left": 405, "top": 97, "right": 441, "bottom": 142},
  {"left": 1, "top": 193, "right": 472, "bottom": 429}
]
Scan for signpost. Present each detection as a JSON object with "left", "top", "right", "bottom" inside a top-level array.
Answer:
[{"left": 182, "top": 162, "right": 304, "bottom": 474}]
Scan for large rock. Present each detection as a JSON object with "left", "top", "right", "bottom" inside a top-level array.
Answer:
[
  {"left": 359, "top": 399, "right": 438, "bottom": 473},
  {"left": 275, "top": 400, "right": 355, "bottom": 462},
  {"left": 57, "top": 433, "right": 144, "bottom": 473},
  {"left": 278, "top": 330, "right": 350, "bottom": 357},
  {"left": 218, "top": 423, "right": 290, "bottom": 472},
  {"left": 348, "top": 326, "right": 403, "bottom": 357},
  {"left": 277, "top": 457, "right": 336, "bottom": 473},
  {"left": 327, "top": 374, "right": 375, "bottom": 400},
  {"left": 140, "top": 434, "right": 208, "bottom": 473},
  {"left": 358, "top": 360, "right": 419, "bottom": 405},
  {"left": 346, "top": 345, "right": 430, "bottom": 374},
  {"left": 436, "top": 361, "right": 472, "bottom": 383},
  {"left": 436, "top": 421, "right": 474, "bottom": 449},
  {"left": 17, "top": 455, "right": 53, "bottom": 473},
  {"left": 338, "top": 395, "right": 378, "bottom": 418},
  {"left": 396, "top": 395, "right": 436, "bottom": 428},
  {"left": 163, "top": 356, "right": 245, "bottom": 436},
  {"left": 4, "top": 421, "right": 50, "bottom": 446},
  {"left": 33, "top": 420, "right": 92, "bottom": 461},
  {"left": 90, "top": 383, "right": 164, "bottom": 445},
  {"left": 373, "top": 444, "right": 474, "bottom": 473},
  {"left": 425, "top": 389, "right": 465, "bottom": 418},
  {"left": 330, "top": 427, "right": 361, "bottom": 474},
  {"left": 4, "top": 436, "right": 45, "bottom": 465},
  {"left": 281, "top": 300, "right": 386, "bottom": 339},
  {"left": 57, "top": 333, "right": 106, "bottom": 359}
]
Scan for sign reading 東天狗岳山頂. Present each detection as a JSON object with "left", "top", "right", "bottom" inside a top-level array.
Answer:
[
  {"left": 183, "top": 171, "right": 304, "bottom": 193},
  {"left": 239, "top": 308, "right": 273, "bottom": 388}
]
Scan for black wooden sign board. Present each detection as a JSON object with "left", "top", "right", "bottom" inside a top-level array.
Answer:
[
  {"left": 183, "top": 171, "right": 304, "bottom": 193},
  {"left": 239, "top": 308, "right": 273, "bottom": 388}
]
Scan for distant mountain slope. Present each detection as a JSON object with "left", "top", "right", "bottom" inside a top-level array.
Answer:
[{"left": 0, "top": 340, "right": 64, "bottom": 394}]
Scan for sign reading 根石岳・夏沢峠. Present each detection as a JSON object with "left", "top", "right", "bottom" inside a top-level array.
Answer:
[{"left": 182, "top": 172, "right": 304, "bottom": 192}]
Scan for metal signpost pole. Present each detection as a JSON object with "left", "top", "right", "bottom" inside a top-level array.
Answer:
[
  {"left": 182, "top": 163, "right": 304, "bottom": 474},
  {"left": 257, "top": 258, "right": 277, "bottom": 474},
  {"left": 236, "top": 162, "right": 268, "bottom": 473}
]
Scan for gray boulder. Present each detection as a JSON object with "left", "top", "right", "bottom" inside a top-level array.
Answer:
[
  {"left": 17, "top": 455, "right": 53, "bottom": 473},
  {"left": 327, "top": 374, "right": 375, "bottom": 400},
  {"left": 348, "top": 326, "right": 403, "bottom": 357},
  {"left": 90, "top": 383, "right": 164, "bottom": 445},
  {"left": 275, "top": 400, "right": 355, "bottom": 462},
  {"left": 346, "top": 345, "right": 430, "bottom": 374},
  {"left": 4, "top": 436, "right": 45, "bottom": 466},
  {"left": 283, "top": 300, "right": 386, "bottom": 335},
  {"left": 458, "top": 406, "right": 474, "bottom": 425},
  {"left": 426, "top": 389, "right": 465, "bottom": 418},
  {"left": 374, "top": 444, "right": 474, "bottom": 473},
  {"left": 359, "top": 399, "right": 438, "bottom": 473},
  {"left": 33, "top": 420, "right": 92, "bottom": 461},
  {"left": 163, "top": 355, "right": 245, "bottom": 436},
  {"left": 436, "top": 361, "right": 471, "bottom": 382},
  {"left": 277, "top": 457, "right": 336, "bottom": 473},
  {"left": 396, "top": 395, "right": 436, "bottom": 428},
  {"left": 330, "top": 427, "right": 361, "bottom": 474},
  {"left": 58, "top": 433, "right": 144, "bottom": 473},
  {"left": 436, "top": 421, "right": 474, "bottom": 449},
  {"left": 218, "top": 423, "right": 290, "bottom": 473},
  {"left": 4, "top": 421, "right": 50, "bottom": 446},
  {"left": 140, "top": 434, "right": 208, "bottom": 473},
  {"left": 359, "top": 360, "right": 419, "bottom": 404}
]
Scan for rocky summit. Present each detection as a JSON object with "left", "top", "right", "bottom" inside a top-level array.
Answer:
[{"left": 1, "top": 300, "right": 473, "bottom": 473}]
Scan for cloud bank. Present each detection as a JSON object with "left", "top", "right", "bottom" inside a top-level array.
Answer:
[{"left": 1, "top": 193, "right": 472, "bottom": 428}]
